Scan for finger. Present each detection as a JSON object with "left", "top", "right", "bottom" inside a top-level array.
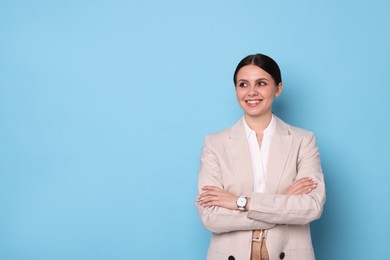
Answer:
[
  {"left": 294, "top": 177, "right": 313, "bottom": 185},
  {"left": 294, "top": 183, "right": 317, "bottom": 193},
  {"left": 199, "top": 196, "right": 221, "bottom": 206},
  {"left": 295, "top": 181, "right": 317, "bottom": 190},
  {"left": 287, "top": 181, "right": 317, "bottom": 195},
  {"left": 199, "top": 197, "right": 215, "bottom": 205},
  {"left": 198, "top": 194, "right": 217, "bottom": 202},
  {"left": 287, "top": 179, "right": 310, "bottom": 192},
  {"left": 294, "top": 186, "right": 312, "bottom": 194},
  {"left": 293, "top": 179, "right": 317, "bottom": 189},
  {"left": 202, "top": 196, "right": 231, "bottom": 207},
  {"left": 201, "top": 200, "right": 222, "bottom": 207},
  {"left": 293, "top": 183, "right": 318, "bottom": 195},
  {"left": 288, "top": 182, "right": 309, "bottom": 193},
  {"left": 198, "top": 189, "right": 223, "bottom": 199}
]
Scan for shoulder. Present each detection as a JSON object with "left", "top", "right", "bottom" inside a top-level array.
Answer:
[
  {"left": 274, "top": 116, "right": 316, "bottom": 140},
  {"left": 206, "top": 126, "right": 233, "bottom": 140},
  {"left": 203, "top": 119, "right": 244, "bottom": 146}
]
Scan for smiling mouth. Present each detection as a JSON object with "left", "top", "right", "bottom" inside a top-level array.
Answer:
[{"left": 246, "top": 99, "right": 262, "bottom": 105}]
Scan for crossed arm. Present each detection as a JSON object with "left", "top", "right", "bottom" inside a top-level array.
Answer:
[
  {"left": 196, "top": 132, "right": 325, "bottom": 234},
  {"left": 198, "top": 177, "right": 318, "bottom": 211}
]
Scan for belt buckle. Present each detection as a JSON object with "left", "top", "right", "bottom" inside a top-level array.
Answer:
[{"left": 252, "top": 230, "right": 263, "bottom": 243}]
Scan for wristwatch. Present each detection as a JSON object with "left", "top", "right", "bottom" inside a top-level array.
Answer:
[{"left": 236, "top": 195, "right": 247, "bottom": 211}]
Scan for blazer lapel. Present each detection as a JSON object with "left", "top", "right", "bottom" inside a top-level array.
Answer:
[
  {"left": 226, "top": 119, "right": 254, "bottom": 194},
  {"left": 265, "top": 117, "right": 293, "bottom": 194}
]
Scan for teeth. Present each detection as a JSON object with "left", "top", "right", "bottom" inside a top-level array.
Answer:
[{"left": 246, "top": 100, "right": 260, "bottom": 104}]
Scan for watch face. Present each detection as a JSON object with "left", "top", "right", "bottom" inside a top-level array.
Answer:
[{"left": 237, "top": 197, "right": 247, "bottom": 207}]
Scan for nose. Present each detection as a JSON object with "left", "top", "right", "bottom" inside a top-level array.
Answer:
[{"left": 248, "top": 85, "right": 258, "bottom": 96}]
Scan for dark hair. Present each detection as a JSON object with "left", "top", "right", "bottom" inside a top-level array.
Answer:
[{"left": 233, "top": 54, "right": 282, "bottom": 85}]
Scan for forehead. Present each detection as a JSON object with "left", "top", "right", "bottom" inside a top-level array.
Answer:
[{"left": 236, "top": 65, "right": 272, "bottom": 81}]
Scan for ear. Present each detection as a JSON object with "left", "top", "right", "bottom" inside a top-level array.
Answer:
[{"left": 275, "top": 83, "right": 283, "bottom": 97}]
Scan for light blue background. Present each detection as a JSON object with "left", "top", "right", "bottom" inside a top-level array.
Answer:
[{"left": 1, "top": 1, "right": 389, "bottom": 259}]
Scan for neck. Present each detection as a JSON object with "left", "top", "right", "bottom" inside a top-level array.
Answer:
[{"left": 244, "top": 113, "right": 273, "bottom": 133}]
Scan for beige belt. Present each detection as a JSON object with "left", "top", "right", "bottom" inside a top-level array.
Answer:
[{"left": 251, "top": 230, "right": 269, "bottom": 260}]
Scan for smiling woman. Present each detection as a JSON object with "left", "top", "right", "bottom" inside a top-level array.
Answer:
[
  {"left": 196, "top": 54, "right": 326, "bottom": 260},
  {"left": 235, "top": 64, "right": 282, "bottom": 134}
]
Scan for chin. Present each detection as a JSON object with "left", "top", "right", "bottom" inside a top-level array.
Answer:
[
  {"left": 244, "top": 109, "right": 271, "bottom": 118},
  {"left": 244, "top": 112, "right": 263, "bottom": 118}
]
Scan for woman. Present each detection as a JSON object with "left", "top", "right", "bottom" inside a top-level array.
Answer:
[{"left": 196, "top": 54, "right": 325, "bottom": 260}]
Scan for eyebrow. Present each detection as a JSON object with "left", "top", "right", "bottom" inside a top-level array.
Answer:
[{"left": 237, "top": 78, "right": 271, "bottom": 82}]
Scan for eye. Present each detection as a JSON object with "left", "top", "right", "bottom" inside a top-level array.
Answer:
[
  {"left": 258, "top": 81, "right": 267, "bottom": 87},
  {"left": 237, "top": 82, "right": 248, "bottom": 88}
]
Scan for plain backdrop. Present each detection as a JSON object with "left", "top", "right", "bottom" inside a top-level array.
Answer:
[{"left": 1, "top": 0, "right": 390, "bottom": 259}]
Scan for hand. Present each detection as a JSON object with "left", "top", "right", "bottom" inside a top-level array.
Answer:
[
  {"left": 197, "top": 186, "right": 239, "bottom": 210},
  {"left": 283, "top": 177, "right": 317, "bottom": 195}
]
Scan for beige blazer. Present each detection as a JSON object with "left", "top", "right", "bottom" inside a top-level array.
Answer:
[{"left": 196, "top": 116, "right": 326, "bottom": 260}]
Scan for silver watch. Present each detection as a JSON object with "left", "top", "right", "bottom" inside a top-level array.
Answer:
[{"left": 236, "top": 195, "right": 247, "bottom": 211}]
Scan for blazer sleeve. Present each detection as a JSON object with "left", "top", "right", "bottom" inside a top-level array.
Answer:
[
  {"left": 196, "top": 135, "right": 275, "bottom": 234},
  {"left": 247, "top": 132, "right": 326, "bottom": 225}
]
